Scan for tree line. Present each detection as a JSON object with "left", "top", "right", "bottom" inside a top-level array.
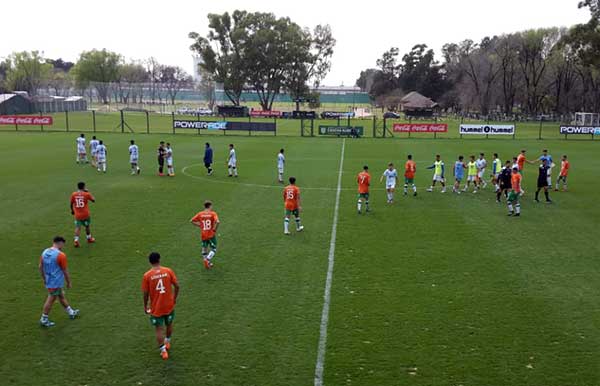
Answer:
[
  {"left": 0, "top": 50, "right": 198, "bottom": 105},
  {"left": 357, "top": 1, "right": 600, "bottom": 116}
]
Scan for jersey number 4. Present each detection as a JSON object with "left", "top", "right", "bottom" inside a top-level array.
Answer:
[{"left": 156, "top": 279, "right": 166, "bottom": 294}]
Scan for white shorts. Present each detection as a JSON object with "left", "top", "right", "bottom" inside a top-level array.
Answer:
[
  {"left": 433, "top": 174, "right": 444, "bottom": 182},
  {"left": 278, "top": 167, "right": 284, "bottom": 174},
  {"left": 228, "top": 162, "right": 237, "bottom": 168},
  {"left": 386, "top": 182, "right": 396, "bottom": 190},
  {"left": 91, "top": 151, "right": 97, "bottom": 158},
  {"left": 130, "top": 157, "right": 138, "bottom": 164},
  {"left": 477, "top": 169, "right": 485, "bottom": 178},
  {"left": 547, "top": 176, "right": 552, "bottom": 185},
  {"left": 467, "top": 175, "right": 476, "bottom": 182},
  {"left": 78, "top": 147, "right": 86, "bottom": 154},
  {"left": 166, "top": 157, "right": 173, "bottom": 166}
]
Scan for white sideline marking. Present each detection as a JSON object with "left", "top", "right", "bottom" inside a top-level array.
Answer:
[{"left": 314, "top": 138, "right": 345, "bottom": 386}]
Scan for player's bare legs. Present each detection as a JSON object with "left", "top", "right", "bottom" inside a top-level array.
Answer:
[
  {"left": 165, "top": 323, "right": 173, "bottom": 350},
  {"left": 74, "top": 225, "right": 81, "bottom": 247},
  {"left": 154, "top": 326, "right": 168, "bottom": 359},
  {"left": 58, "top": 291, "right": 79, "bottom": 319}
]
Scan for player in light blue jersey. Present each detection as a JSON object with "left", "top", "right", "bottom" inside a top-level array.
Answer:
[
  {"left": 380, "top": 163, "right": 398, "bottom": 203},
  {"left": 452, "top": 156, "right": 466, "bottom": 194},
  {"left": 38, "top": 236, "right": 79, "bottom": 327}
]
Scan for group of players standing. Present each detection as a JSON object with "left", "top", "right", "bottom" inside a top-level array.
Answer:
[{"left": 356, "top": 149, "right": 571, "bottom": 217}]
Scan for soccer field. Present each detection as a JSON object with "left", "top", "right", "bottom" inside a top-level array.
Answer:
[{"left": 2, "top": 132, "right": 600, "bottom": 386}]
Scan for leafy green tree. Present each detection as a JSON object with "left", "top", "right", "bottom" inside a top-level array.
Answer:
[
  {"left": 73, "top": 49, "right": 122, "bottom": 104},
  {"left": 189, "top": 11, "right": 249, "bottom": 106},
  {"left": 161, "top": 65, "right": 192, "bottom": 104},
  {"left": 4, "top": 51, "right": 52, "bottom": 95}
]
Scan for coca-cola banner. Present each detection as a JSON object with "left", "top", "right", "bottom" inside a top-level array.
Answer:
[
  {"left": 0, "top": 115, "right": 54, "bottom": 125},
  {"left": 393, "top": 123, "right": 448, "bottom": 133}
]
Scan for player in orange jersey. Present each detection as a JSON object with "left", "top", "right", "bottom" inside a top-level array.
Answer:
[
  {"left": 69, "top": 181, "right": 96, "bottom": 247},
  {"left": 357, "top": 165, "right": 371, "bottom": 214},
  {"left": 283, "top": 177, "right": 304, "bottom": 235},
  {"left": 404, "top": 154, "right": 417, "bottom": 197},
  {"left": 555, "top": 155, "right": 570, "bottom": 191},
  {"left": 507, "top": 167, "right": 522, "bottom": 217},
  {"left": 190, "top": 201, "right": 221, "bottom": 269},
  {"left": 142, "top": 252, "right": 179, "bottom": 360}
]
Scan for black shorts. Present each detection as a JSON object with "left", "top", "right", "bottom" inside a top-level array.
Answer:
[
  {"left": 158, "top": 158, "right": 164, "bottom": 166},
  {"left": 204, "top": 162, "right": 212, "bottom": 168},
  {"left": 537, "top": 179, "right": 548, "bottom": 188}
]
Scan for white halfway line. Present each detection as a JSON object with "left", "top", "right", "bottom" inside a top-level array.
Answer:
[{"left": 314, "top": 138, "right": 345, "bottom": 386}]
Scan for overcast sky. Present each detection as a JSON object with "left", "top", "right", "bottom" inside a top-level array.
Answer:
[{"left": 0, "top": 0, "right": 590, "bottom": 86}]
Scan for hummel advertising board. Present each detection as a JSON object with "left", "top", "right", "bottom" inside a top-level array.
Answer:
[{"left": 459, "top": 124, "right": 515, "bottom": 135}]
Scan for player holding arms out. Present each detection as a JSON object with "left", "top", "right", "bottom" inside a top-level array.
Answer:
[
  {"left": 129, "top": 140, "right": 141, "bottom": 175},
  {"left": 39, "top": 236, "right": 80, "bottom": 327},
  {"left": 227, "top": 144, "right": 238, "bottom": 177},
  {"left": 357, "top": 165, "right": 371, "bottom": 214},
  {"left": 453, "top": 156, "right": 466, "bottom": 194},
  {"left": 76, "top": 134, "right": 87, "bottom": 164},
  {"left": 497, "top": 160, "right": 512, "bottom": 203},
  {"left": 555, "top": 155, "right": 570, "bottom": 191},
  {"left": 166, "top": 143, "right": 175, "bottom": 177},
  {"left": 70, "top": 181, "right": 96, "bottom": 247},
  {"left": 96, "top": 140, "right": 107, "bottom": 173},
  {"left": 89, "top": 136, "right": 99, "bottom": 168},
  {"left": 464, "top": 155, "right": 478, "bottom": 193},
  {"left": 142, "top": 252, "right": 179, "bottom": 360},
  {"left": 507, "top": 167, "right": 522, "bottom": 217},
  {"left": 426, "top": 154, "right": 446, "bottom": 193},
  {"left": 190, "top": 201, "right": 220, "bottom": 269},
  {"left": 491, "top": 153, "right": 502, "bottom": 192},
  {"left": 476, "top": 153, "right": 488, "bottom": 189},
  {"left": 380, "top": 163, "right": 398, "bottom": 203},
  {"left": 277, "top": 149, "right": 285, "bottom": 183},
  {"left": 404, "top": 155, "right": 417, "bottom": 196},
  {"left": 283, "top": 177, "right": 304, "bottom": 234}
]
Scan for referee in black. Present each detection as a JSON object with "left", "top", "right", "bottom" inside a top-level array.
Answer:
[{"left": 157, "top": 141, "right": 166, "bottom": 176}]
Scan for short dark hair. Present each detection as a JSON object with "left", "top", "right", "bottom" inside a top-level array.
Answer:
[
  {"left": 363, "top": 165, "right": 368, "bottom": 170},
  {"left": 160, "top": 141, "right": 165, "bottom": 144},
  {"left": 148, "top": 252, "right": 160, "bottom": 264},
  {"left": 280, "top": 148, "right": 284, "bottom": 153},
  {"left": 480, "top": 153, "right": 484, "bottom": 156},
  {"left": 229, "top": 143, "right": 234, "bottom": 147},
  {"left": 99, "top": 140, "right": 103, "bottom": 144},
  {"left": 80, "top": 133, "right": 84, "bottom": 137},
  {"left": 204, "top": 200, "right": 212, "bottom": 209},
  {"left": 167, "top": 142, "right": 170, "bottom": 146},
  {"left": 205, "top": 142, "right": 210, "bottom": 147},
  {"left": 542, "top": 149, "right": 548, "bottom": 153},
  {"left": 92, "top": 136, "right": 96, "bottom": 139},
  {"left": 407, "top": 154, "right": 412, "bottom": 160},
  {"left": 77, "top": 181, "right": 85, "bottom": 190},
  {"left": 53, "top": 236, "right": 66, "bottom": 243},
  {"left": 458, "top": 155, "right": 464, "bottom": 160},
  {"left": 130, "top": 140, "right": 134, "bottom": 144},
  {"left": 494, "top": 153, "right": 498, "bottom": 157},
  {"left": 289, "top": 176, "right": 296, "bottom": 184}
]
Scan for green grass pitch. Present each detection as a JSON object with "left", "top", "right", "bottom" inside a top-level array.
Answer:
[{"left": 1, "top": 131, "right": 599, "bottom": 386}]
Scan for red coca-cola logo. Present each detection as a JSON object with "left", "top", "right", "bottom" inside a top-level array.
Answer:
[{"left": 0, "top": 115, "right": 54, "bottom": 125}]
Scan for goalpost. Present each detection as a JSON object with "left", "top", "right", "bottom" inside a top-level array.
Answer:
[{"left": 574, "top": 112, "right": 600, "bottom": 127}]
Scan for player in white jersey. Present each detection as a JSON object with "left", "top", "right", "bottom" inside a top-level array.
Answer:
[
  {"left": 227, "top": 144, "right": 238, "bottom": 177},
  {"left": 165, "top": 143, "right": 175, "bottom": 177},
  {"left": 491, "top": 153, "right": 502, "bottom": 192},
  {"left": 89, "top": 136, "right": 99, "bottom": 168},
  {"left": 76, "top": 134, "right": 88, "bottom": 164},
  {"left": 129, "top": 140, "right": 141, "bottom": 175},
  {"left": 475, "top": 153, "right": 487, "bottom": 189},
  {"left": 380, "top": 163, "right": 398, "bottom": 204},
  {"left": 277, "top": 149, "right": 285, "bottom": 183},
  {"left": 96, "top": 140, "right": 107, "bottom": 173}
]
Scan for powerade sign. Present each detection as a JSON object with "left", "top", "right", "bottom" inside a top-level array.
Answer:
[
  {"left": 459, "top": 124, "right": 515, "bottom": 135},
  {"left": 319, "top": 125, "right": 364, "bottom": 136},
  {"left": 173, "top": 120, "right": 227, "bottom": 130},
  {"left": 173, "top": 120, "right": 276, "bottom": 132},
  {"left": 559, "top": 126, "right": 600, "bottom": 135}
]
